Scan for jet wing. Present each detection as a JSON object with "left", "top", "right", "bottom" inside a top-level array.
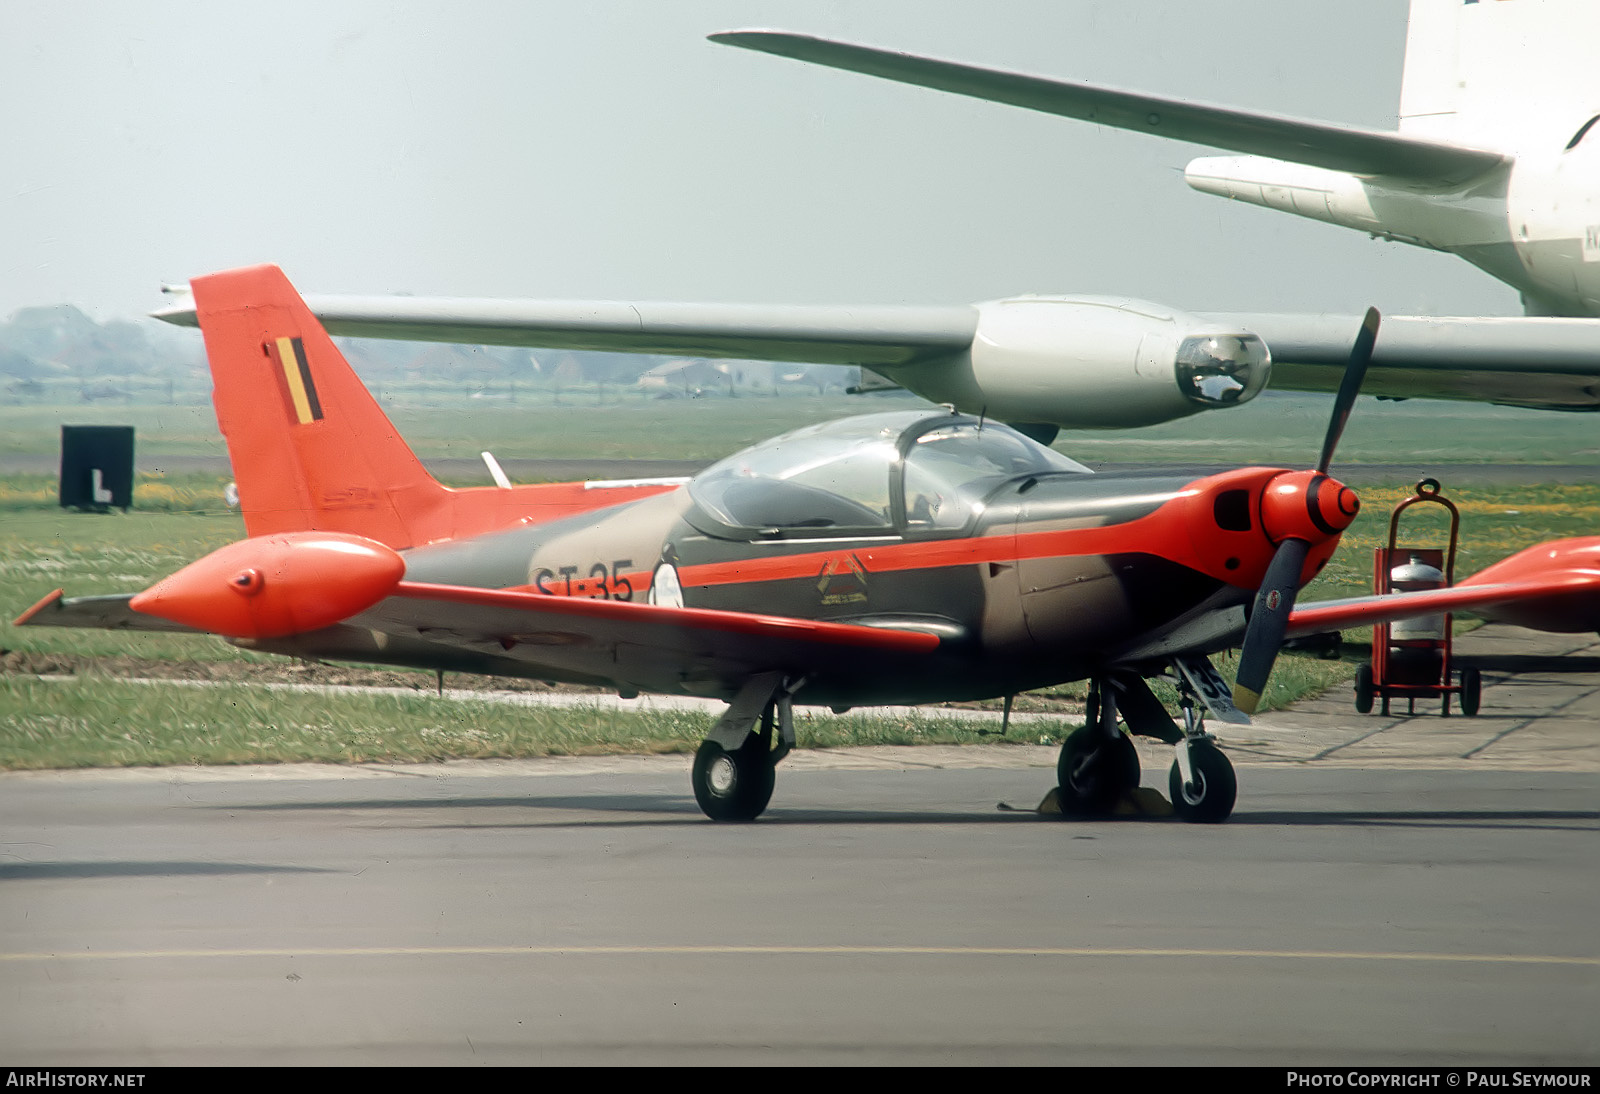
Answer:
[
  {"left": 353, "top": 581, "right": 943, "bottom": 696},
  {"left": 153, "top": 295, "right": 975, "bottom": 369},
  {"left": 1204, "top": 313, "right": 1600, "bottom": 410},
  {"left": 709, "top": 31, "right": 1509, "bottom": 187},
  {"left": 157, "top": 292, "right": 1600, "bottom": 412}
]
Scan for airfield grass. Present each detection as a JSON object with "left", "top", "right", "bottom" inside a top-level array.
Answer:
[
  {"left": 5, "top": 390, "right": 1600, "bottom": 771},
  {"left": 10, "top": 384, "right": 1600, "bottom": 466},
  {"left": 0, "top": 676, "right": 1035, "bottom": 771}
]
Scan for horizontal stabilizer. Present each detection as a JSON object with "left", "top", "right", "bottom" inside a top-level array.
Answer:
[
  {"left": 13, "top": 590, "right": 202, "bottom": 633},
  {"left": 711, "top": 30, "right": 1508, "bottom": 186}
]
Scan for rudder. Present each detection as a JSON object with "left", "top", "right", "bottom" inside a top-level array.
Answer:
[
  {"left": 192, "top": 264, "right": 447, "bottom": 548},
  {"left": 1400, "top": 0, "right": 1600, "bottom": 152}
]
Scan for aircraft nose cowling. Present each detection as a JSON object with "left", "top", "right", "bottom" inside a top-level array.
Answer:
[
  {"left": 1260, "top": 470, "right": 1359, "bottom": 544},
  {"left": 129, "top": 532, "right": 405, "bottom": 639}
]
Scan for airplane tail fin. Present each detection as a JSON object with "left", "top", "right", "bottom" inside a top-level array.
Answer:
[
  {"left": 191, "top": 264, "right": 676, "bottom": 550},
  {"left": 1400, "top": 0, "right": 1600, "bottom": 152}
]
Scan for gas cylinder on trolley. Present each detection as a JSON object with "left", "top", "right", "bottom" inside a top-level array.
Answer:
[{"left": 1353, "top": 479, "right": 1482, "bottom": 716}]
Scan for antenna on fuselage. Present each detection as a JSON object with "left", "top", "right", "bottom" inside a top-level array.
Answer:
[{"left": 481, "top": 451, "right": 512, "bottom": 489}]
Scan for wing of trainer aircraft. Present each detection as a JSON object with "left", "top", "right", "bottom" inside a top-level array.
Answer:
[{"left": 153, "top": 293, "right": 1600, "bottom": 426}]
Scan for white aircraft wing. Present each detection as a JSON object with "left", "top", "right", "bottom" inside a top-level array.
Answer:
[
  {"left": 152, "top": 295, "right": 976, "bottom": 369},
  {"left": 709, "top": 31, "right": 1509, "bottom": 187},
  {"left": 1206, "top": 313, "right": 1600, "bottom": 409},
  {"left": 155, "top": 293, "right": 1600, "bottom": 413}
]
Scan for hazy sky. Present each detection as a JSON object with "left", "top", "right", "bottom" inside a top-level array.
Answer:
[{"left": 1, "top": 1, "right": 1518, "bottom": 324}]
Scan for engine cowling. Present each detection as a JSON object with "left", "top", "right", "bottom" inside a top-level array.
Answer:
[{"left": 876, "top": 295, "right": 1270, "bottom": 429}]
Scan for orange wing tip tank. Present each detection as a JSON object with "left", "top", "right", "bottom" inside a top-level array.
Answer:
[{"left": 129, "top": 532, "right": 405, "bottom": 639}]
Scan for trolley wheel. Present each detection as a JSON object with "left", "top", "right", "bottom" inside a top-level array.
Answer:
[
  {"left": 1354, "top": 663, "right": 1375, "bottom": 714},
  {"left": 692, "top": 738, "right": 775, "bottom": 821},
  {"left": 1056, "top": 726, "right": 1139, "bottom": 816},
  {"left": 1169, "top": 741, "right": 1238, "bottom": 824},
  {"left": 1458, "top": 666, "right": 1482, "bottom": 717}
]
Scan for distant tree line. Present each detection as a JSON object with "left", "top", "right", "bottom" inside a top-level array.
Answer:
[{"left": 0, "top": 303, "right": 853, "bottom": 403}]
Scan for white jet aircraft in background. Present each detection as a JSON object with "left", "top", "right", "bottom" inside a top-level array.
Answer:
[
  {"left": 154, "top": 1, "right": 1600, "bottom": 442},
  {"left": 714, "top": 0, "right": 1600, "bottom": 320}
]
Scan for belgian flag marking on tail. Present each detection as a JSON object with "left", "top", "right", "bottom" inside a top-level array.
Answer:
[{"left": 273, "top": 336, "right": 323, "bottom": 424}]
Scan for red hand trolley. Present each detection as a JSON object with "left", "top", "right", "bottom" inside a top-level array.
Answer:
[{"left": 1354, "top": 479, "right": 1482, "bottom": 716}]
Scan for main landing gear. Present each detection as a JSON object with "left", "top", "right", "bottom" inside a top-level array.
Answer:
[
  {"left": 1057, "top": 665, "right": 1238, "bottom": 823},
  {"left": 1055, "top": 679, "right": 1140, "bottom": 815},
  {"left": 692, "top": 672, "right": 799, "bottom": 821}
]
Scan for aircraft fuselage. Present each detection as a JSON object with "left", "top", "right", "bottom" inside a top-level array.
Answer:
[{"left": 261, "top": 461, "right": 1343, "bottom": 709}]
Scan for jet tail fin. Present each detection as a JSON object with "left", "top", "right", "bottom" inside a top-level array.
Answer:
[
  {"left": 191, "top": 264, "right": 677, "bottom": 550},
  {"left": 1400, "top": 0, "right": 1600, "bottom": 152}
]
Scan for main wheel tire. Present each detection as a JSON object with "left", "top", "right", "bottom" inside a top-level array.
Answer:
[
  {"left": 1168, "top": 741, "right": 1237, "bottom": 824},
  {"left": 692, "top": 738, "right": 776, "bottom": 821},
  {"left": 1354, "top": 663, "right": 1375, "bottom": 714},
  {"left": 1056, "top": 726, "right": 1139, "bottom": 816},
  {"left": 1459, "top": 666, "right": 1482, "bottom": 717}
]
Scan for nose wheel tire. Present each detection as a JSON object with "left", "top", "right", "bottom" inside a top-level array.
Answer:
[
  {"left": 693, "top": 738, "right": 776, "bottom": 821},
  {"left": 1056, "top": 727, "right": 1140, "bottom": 816},
  {"left": 1169, "top": 741, "right": 1237, "bottom": 823}
]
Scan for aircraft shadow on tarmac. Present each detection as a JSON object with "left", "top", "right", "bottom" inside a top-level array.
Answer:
[
  {"left": 0, "top": 861, "right": 336, "bottom": 880},
  {"left": 217, "top": 794, "right": 1048, "bottom": 827},
  {"left": 1228, "top": 809, "right": 1598, "bottom": 832},
  {"left": 212, "top": 795, "right": 1599, "bottom": 832}
]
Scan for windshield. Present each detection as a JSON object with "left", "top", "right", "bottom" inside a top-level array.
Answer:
[
  {"left": 904, "top": 421, "right": 1089, "bottom": 530},
  {"left": 689, "top": 411, "right": 1089, "bottom": 535}
]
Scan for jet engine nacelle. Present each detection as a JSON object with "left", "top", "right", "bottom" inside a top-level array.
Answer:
[{"left": 879, "top": 296, "right": 1270, "bottom": 430}]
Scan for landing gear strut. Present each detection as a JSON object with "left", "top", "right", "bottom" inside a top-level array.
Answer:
[
  {"left": 1168, "top": 686, "right": 1237, "bottom": 824},
  {"left": 692, "top": 673, "right": 799, "bottom": 821},
  {"left": 1055, "top": 678, "right": 1140, "bottom": 815}
]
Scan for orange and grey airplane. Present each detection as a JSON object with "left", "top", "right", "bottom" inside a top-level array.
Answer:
[{"left": 18, "top": 266, "right": 1600, "bottom": 822}]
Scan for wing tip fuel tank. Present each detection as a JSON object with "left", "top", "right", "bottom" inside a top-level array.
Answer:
[{"left": 129, "top": 532, "right": 405, "bottom": 640}]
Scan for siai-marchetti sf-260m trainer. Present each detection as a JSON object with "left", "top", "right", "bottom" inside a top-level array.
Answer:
[{"left": 19, "top": 266, "right": 1600, "bottom": 822}]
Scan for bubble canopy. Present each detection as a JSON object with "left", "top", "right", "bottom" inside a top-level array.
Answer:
[{"left": 688, "top": 410, "right": 1090, "bottom": 537}]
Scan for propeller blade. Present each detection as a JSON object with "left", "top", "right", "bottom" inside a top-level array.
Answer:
[
  {"left": 1232, "top": 536, "right": 1311, "bottom": 715},
  {"left": 1316, "top": 307, "right": 1380, "bottom": 474}
]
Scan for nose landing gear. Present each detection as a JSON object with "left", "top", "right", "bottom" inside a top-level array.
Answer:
[{"left": 1169, "top": 690, "right": 1237, "bottom": 824}]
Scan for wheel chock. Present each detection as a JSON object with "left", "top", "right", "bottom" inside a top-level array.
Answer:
[{"left": 999, "top": 786, "right": 1175, "bottom": 817}]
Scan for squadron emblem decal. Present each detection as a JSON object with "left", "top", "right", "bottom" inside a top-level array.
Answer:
[{"left": 817, "top": 554, "right": 869, "bottom": 606}]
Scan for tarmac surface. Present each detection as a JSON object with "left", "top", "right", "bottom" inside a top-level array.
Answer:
[{"left": 2, "top": 623, "right": 1596, "bottom": 1066}]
